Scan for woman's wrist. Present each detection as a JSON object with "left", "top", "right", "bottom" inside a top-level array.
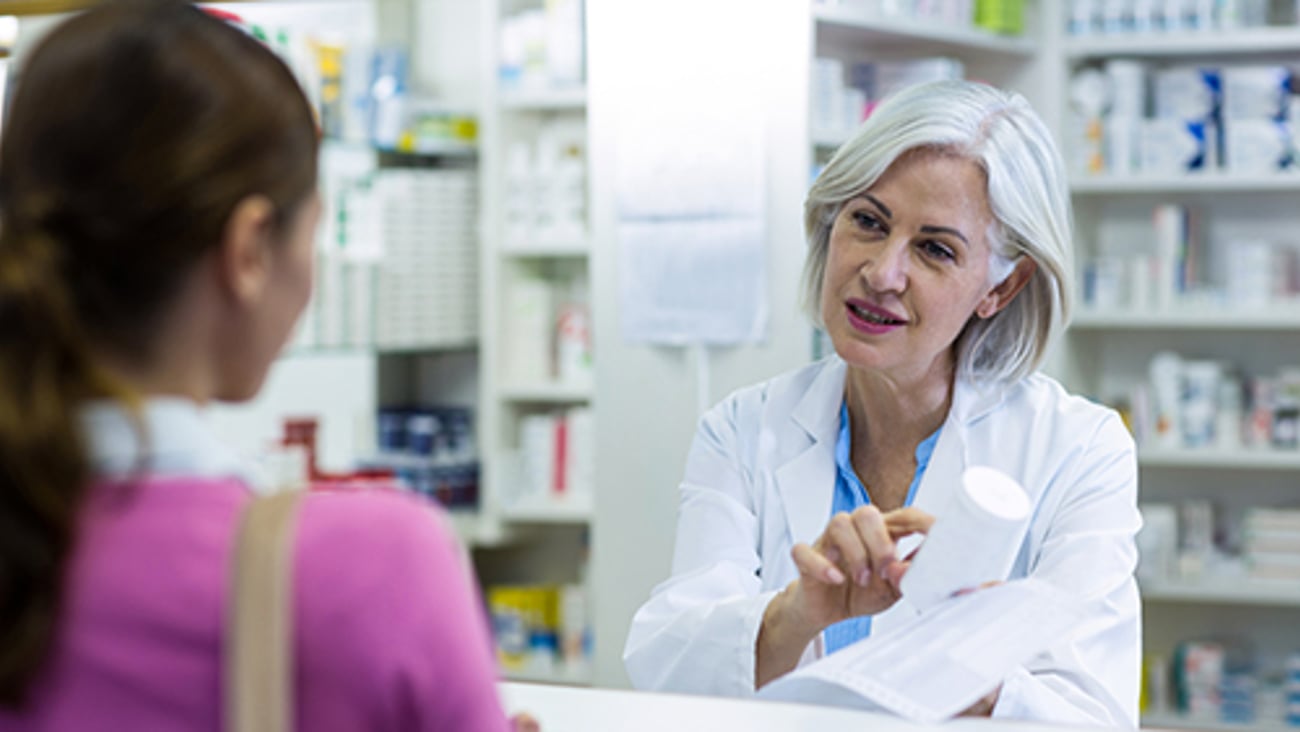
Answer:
[
  {"left": 756, "top": 581, "right": 822, "bottom": 688},
  {"left": 764, "top": 581, "right": 823, "bottom": 649}
]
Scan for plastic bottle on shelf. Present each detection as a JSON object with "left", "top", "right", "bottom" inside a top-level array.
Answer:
[{"left": 555, "top": 278, "right": 592, "bottom": 387}]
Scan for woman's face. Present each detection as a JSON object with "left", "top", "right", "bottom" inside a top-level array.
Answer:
[
  {"left": 220, "top": 191, "right": 321, "bottom": 401},
  {"left": 820, "top": 149, "right": 1007, "bottom": 386}
]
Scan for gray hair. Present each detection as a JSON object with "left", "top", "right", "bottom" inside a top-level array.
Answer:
[{"left": 802, "top": 80, "right": 1073, "bottom": 385}]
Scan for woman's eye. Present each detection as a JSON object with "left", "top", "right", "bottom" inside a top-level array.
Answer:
[
  {"left": 852, "top": 211, "right": 883, "bottom": 232},
  {"left": 920, "top": 240, "right": 955, "bottom": 260}
]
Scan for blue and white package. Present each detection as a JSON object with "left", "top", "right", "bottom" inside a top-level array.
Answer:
[
  {"left": 1154, "top": 66, "right": 1221, "bottom": 123},
  {"left": 1222, "top": 66, "right": 1292, "bottom": 121},
  {"left": 1141, "top": 118, "right": 1216, "bottom": 173},
  {"left": 1225, "top": 118, "right": 1291, "bottom": 174}
]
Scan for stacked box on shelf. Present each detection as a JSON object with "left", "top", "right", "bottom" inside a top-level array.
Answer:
[
  {"left": 374, "top": 169, "right": 479, "bottom": 350},
  {"left": 1243, "top": 508, "right": 1300, "bottom": 583},
  {"left": 487, "top": 583, "right": 589, "bottom": 676}
]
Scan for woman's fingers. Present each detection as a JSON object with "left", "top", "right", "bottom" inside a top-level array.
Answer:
[
  {"left": 849, "top": 505, "right": 896, "bottom": 579},
  {"left": 825, "top": 512, "right": 872, "bottom": 585},
  {"left": 883, "top": 507, "right": 936, "bottom": 537},
  {"left": 792, "top": 542, "right": 846, "bottom": 585}
]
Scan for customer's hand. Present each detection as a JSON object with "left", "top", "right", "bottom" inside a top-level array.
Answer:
[
  {"left": 511, "top": 712, "right": 540, "bottom": 732},
  {"left": 787, "top": 506, "right": 935, "bottom": 631}
]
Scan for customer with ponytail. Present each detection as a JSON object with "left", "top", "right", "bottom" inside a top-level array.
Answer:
[{"left": 0, "top": 2, "right": 514, "bottom": 730}]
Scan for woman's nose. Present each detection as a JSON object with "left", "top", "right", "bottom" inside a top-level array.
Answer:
[{"left": 861, "top": 240, "right": 908, "bottom": 293}]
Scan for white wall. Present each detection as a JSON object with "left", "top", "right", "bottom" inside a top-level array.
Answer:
[
  {"left": 587, "top": 0, "right": 814, "bottom": 688},
  {"left": 207, "top": 351, "right": 377, "bottom": 473}
]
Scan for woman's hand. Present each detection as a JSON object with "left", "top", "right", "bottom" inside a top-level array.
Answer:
[
  {"left": 786, "top": 505, "right": 935, "bottom": 631},
  {"left": 756, "top": 505, "right": 935, "bottom": 689}
]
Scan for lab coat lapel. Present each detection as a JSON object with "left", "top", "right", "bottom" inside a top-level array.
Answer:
[
  {"left": 908, "top": 377, "right": 1008, "bottom": 521},
  {"left": 773, "top": 359, "right": 846, "bottom": 547},
  {"left": 877, "top": 377, "right": 1010, "bottom": 632}
]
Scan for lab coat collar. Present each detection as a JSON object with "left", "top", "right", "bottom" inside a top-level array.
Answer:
[
  {"left": 774, "top": 357, "right": 1012, "bottom": 547},
  {"left": 776, "top": 358, "right": 849, "bottom": 546}
]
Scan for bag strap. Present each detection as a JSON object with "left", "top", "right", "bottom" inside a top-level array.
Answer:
[{"left": 226, "top": 490, "right": 303, "bottom": 732}]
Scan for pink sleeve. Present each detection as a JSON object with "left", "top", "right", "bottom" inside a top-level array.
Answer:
[{"left": 292, "top": 490, "right": 511, "bottom": 732}]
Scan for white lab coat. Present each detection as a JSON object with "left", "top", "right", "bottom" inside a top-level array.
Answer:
[{"left": 624, "top": 356, "right": 1141, "bottom": 727}]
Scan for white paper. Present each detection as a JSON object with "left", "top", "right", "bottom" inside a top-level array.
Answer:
[
  {"left": 608, "top": 0, "right": 768, "bottom": 345},
  {"left": 618, "top": 219, "right": 767, "bottom": 345},
  {"left": 758, "top": 579, "right": 1084, "bottom": 724}
]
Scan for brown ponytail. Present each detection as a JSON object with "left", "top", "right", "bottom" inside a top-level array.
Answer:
[
  {"left": 0, "top": 0, "right": 318, "bottom": 705},
  {"left": 0, "top": 226, "right": 126, "bottom": 706}
]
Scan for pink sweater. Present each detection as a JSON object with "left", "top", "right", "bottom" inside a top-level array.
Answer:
[{"left": 0, "top": 478, "right": 510, "bottom": 732}]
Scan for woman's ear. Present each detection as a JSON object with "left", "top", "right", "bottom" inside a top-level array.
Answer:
[
  {"left": 217, "top": 195, "right": 277, "bottom": 305},
  {"left": 975, "top": 257, "right": 1037, "bottom": 319}
]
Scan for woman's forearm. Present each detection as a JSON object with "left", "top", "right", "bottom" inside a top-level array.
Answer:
[{"left": 755, "top": 581, "right": 821, "bottom": 689}]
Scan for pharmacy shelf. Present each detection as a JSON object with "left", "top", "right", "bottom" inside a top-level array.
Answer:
[
  {"left": 500, "top": 239, "right": 591, "bottom": 257},
  {"left": 499, "top": 495, "right": 593, "bottom": 524},
  {"left": 1070, "top": 173, "right": 1300, "bottom": 194},
  {"left": 1072, "top": 309, "right": 1300, "bottom": 331},
  {"left": 499, "top": 87, "right": 587, "bottom": 112},
  {"left": 499, "top": 383, "right": 593, "bottom": 403},
  {"left": 446, "top": 509, "right": 484, "bottom": 544},
  {"left": 500, "top": 664, "right": 593, "bottom": 686},
  {"left": 1143, "top": 712, "right": 1294, "bottom": 732},
  {"left": 1066, "top": 27, "right": 1300, "bottom": 60},
  {"left": 1138, "top": 447, "right": 1300, "bottom": 470},
  {"left": 812, "top": 4, "right": 1035, "bottom": 57},
  {"left": 1142, "top": 581, "right": 1300, "bottom": 607}
]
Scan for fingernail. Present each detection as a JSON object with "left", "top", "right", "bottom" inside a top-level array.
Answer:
[
  {"left": 826, "top": 566, "right": 846, "bottom": 584},
  {"left": 856, "top": 567, "right": 872, "bottom": 586}
]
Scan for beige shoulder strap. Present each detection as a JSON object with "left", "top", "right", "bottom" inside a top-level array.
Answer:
[{"left": 226, "top": 490, "right": 303, "bottom": 732}]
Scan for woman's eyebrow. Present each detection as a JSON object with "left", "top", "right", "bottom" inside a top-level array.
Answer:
[
  {"left": 860, "top": 193, "right": 892, "bottom": 219},
  {"left": 920, "top": 225, "right": 969, "bottom": 245}
]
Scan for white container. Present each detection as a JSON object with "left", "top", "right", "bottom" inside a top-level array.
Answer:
[
  {"left": 1140, "top": 118, "right": 1214, "bottom": 174},
  {"left": 1221, "top": 66, "right": 1290, "bottom": 120},
  {"left": 1224, "top": 117, "right": 1289, "bottom": 174},
  {"left": 1180, "top": 360, "right": 1221, "bottom": 448},
  {"left": 900, "top": 466, "right": 1031, "bottom": 612},
  {"left": 1149, "top": 351, "right": 1184, "bottom": 448},
  {"left": 1136, "top": 502, "right": 1179, "bottom": 583}
]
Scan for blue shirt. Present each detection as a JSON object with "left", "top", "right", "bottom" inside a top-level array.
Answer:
[{"left": 824, "top": 401, "right": 941, "bottom": 655}]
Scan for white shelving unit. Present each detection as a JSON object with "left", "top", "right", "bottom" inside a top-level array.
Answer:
[
  {"left": 1052, "top": 16, "right": 1300, "bottom": 731},
  {"left": 1138, "top": 448, "right": 1300, "bottom": 470},
  {"left": 500, "top": 239, "right": 592, "bottom": 257},
  {"left": 498, "top": 494, "right": 594, "bottom": 524},
  {"left": 499, "top": 86, "right": 588, "bottom": 111},
  {"left": 502, "top": 664, "right": 594, "bottom": 686},
  {"left": 1071, "top": 173, "right": 1300, "bottom": 194},
  {"left": 1142, "top": 580, "right": 1300, "bottom": 607},
  {"left": 1143, "top": 713, "right": 1295, "bottom": 732},
  {"left": 1073, "top": 309, "right": 1300, "bottom": 330},
  {"left": 1065, "top": 27, "right": 1300, "bottom": 59},
  {"left": 812, "top": 3, "right": 1036, "bottom": 57},
  {"left": 499, "top": 383, "right": 594, "bottom": 403},
  {"left": 476, "top": 0, "right": 595, "bottom": 687}
]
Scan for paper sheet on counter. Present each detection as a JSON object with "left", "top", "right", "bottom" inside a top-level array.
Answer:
[{"left": 757, "top": 578, "right": 1084, "bottom": 724}]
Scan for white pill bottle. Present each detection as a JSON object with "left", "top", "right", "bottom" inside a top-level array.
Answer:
[{"left": 899, "top": 465, "right": 1032, "bottom": 612}]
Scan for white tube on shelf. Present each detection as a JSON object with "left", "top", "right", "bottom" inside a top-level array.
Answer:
[{"left": 899, "top": 466, "right": 1031, "bottom": 613}]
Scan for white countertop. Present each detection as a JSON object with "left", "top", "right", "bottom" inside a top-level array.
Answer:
[{"left": 499, "top": 682, "right": 1135, "bottom": 732}]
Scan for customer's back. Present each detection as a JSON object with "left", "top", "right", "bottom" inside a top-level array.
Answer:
[{"left": 0, "top": 2, "right": 510, "bottom": 730}]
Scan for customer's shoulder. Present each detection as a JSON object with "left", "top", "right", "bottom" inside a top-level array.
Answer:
[{"left": 295, "top": 488, "right": 458, "bottom": 562}]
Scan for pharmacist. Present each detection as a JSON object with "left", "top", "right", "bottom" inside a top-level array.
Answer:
[{"left": 623, "top": 81, "right": 1142, "bottom": 726}]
